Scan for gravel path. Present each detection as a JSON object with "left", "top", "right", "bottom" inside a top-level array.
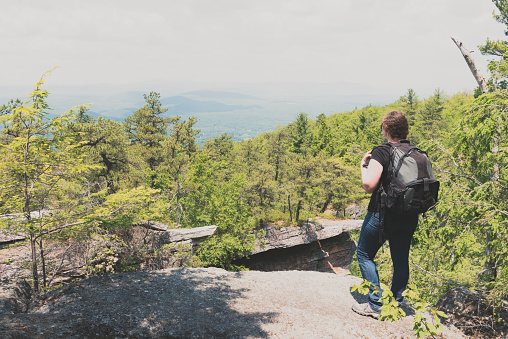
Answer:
[{"left": 1, "top": 267, "right": 465, "bottom": 338}]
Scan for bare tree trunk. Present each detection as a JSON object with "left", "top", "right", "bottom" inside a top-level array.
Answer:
[
  {"left": 451, "top": 37, "right": 488, "bottom": 93},
  {"left": 320, "top": 195, "right": 332, "bottom": 214},
  {"left": 23, "top": 129, "right": 40, "bottom": 292},
  {"left": 492, "top": 135, "right": 500, "bottom": 182},
  {"left": 25, "top": 176, "right": 39, "bottom": 292},
  {"left": 176, "top": 181, "right": 181, "bottom": 226},
  {"left": 39, "top": 236, "right": 47, "bottom": 288},
  {"left": 483, "top": 135, "right": 500, "bottom": 281},
  {"left": 275, "top": 160, "right": 279, "bottom": 182},
  {"left": 287, "top": 194, "right": 292, "bottom": 222},
  {"left": 30, "top": 234, "right": 39, "bottom": 292},
  {"left": 295, "top": 200, "right": 302, "bottom": 223}
]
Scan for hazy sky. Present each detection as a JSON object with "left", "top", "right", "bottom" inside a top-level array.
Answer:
[{"left": 1, "top": 0, "right": 507, "bottom": 99}]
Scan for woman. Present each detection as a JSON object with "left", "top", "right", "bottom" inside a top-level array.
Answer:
[{"left": 352, "top": 110, "right": 419, "bottom": 319}]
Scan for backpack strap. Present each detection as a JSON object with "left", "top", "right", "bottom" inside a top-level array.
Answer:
[
  {"left": 377, "top": 142, "right": 394, "bottom": 244},
  {"left": 378, "top": 185, "right": 387, "bottom": 244},
  {"left": 383, "top": 142, "right": 395, "bottom": 184}
]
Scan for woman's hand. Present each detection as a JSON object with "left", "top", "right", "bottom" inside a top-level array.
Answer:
[{"left": 361, "top": 151, "right": 372, "bottom": 168}]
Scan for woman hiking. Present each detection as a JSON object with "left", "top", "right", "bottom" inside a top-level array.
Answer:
[{"left": 352, "top": 110, "right": 419, "bottom": 319}]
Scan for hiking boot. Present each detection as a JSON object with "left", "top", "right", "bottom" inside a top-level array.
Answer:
[{"left": 352, "top": 302, "right": 381, "bottom": 319}]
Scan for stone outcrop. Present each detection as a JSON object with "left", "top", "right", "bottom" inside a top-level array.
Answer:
[
  {"left": 155, "top": 220, "right": 363, "bottom": 274},
  {"left": 136, "top": 221, "right": 169, "bottom": 232},
  {"left": 251, "top": 219, "right": 362, "bottom": 254},
  {"left": 234, "top": 219, "right": 363, "bottom": 273},
  {"left": 158, "top": 225, "right": 218, "bottom": 248},
  {"left": 152, "top": 221, "right": 363, "bottom": 274}
]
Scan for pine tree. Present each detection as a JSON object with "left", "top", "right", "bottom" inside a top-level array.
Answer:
[
  {"left": 313, "top": 113, "right": 334, "bottom": 156},
  {"left": 158, "top": 116, "right": 200, "bottom": 225},
  {"left": 415, "top": 89, "right": 445, "bottom": 138},
  {"left": 291, "top": 112, "right": 313, "bottom": 155},
  {"left": 64, "top": 107, "right": 129, "bottom": 192},
  {"left": 124, "top": 92, "right": 170, "bottom": 188},
  {"left": 399, "top": 88, "right": 419, "bottom": 128}
]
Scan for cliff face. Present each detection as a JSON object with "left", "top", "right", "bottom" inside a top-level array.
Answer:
[
  {"left": 233, "top": 220, "right": 362, "bottom": 273},
  {"left": 0, "top": 268, "right": 465, "bottom": 338}
]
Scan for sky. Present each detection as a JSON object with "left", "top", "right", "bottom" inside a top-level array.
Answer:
[{"left": 1, "top": 0, "right": 507, "bottom": 100}]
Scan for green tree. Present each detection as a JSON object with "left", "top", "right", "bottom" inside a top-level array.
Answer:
[
  {"left": 315, "top": 159, "right": 361, "bottom": 216},
  {"left": 64, "top": 108, "right": 129, "bottom": 192},
  {"left": 234, "top": 136, "right": 277, "bottom": 222},
  {"left": 282, "top": 152, "right": 317, "bottom": 222},
  {"left": 157, "top": 116, "right": 200, "bottom": 225},
  {"left": 203, "top": 132, "right": 234, "bottom": 160},
  {"left": 414, "top": 89, "right": 446, "bottom": 139},
  {"left": 399, "top": 88, "right": 419, "bottom": 128},
  {"left": 455, "top": 92, "right": 507, "bottom": 282},
  {"left": 413, "top": 91, "right": 508, "bottom": 312},
  {"left": 180, "top": 151, "right": 260, "bottom": 270},
  {"left": 0, "top": 70, "right": 94, "bottom": 291},
  {"left": 313, "top": 113, "right": 334, "bottom": 156},
  {"left": 290, "top": 112, "right": 313, "bottom": 154},
  {"left": 265, "top": 128, "right": 287, "bottom": 182},
  {"left": 124, "top": 92, "right": 169, "bottom": 188},
  {"left": 478, "top": 1, "right": 508, "bottom": 91}
]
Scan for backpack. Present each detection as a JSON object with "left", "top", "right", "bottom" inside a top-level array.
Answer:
[{"left": 379, "top": 140, "right": 440, "bottom": 216}]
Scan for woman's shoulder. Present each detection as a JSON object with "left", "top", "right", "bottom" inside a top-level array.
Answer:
[
  {"left": 372, "top": 142, "right": 392, "bottom": 154},
  {"left": 371, "top": 143, "right": 392, "bottom": 166}
]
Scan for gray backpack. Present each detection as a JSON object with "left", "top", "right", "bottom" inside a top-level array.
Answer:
[{"left": 379, "top": 140, "right": 440, "bottom": 215}]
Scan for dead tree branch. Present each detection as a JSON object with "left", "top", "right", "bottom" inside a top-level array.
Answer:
[{"left": 451, "top": 37, "right": 488, "bottom": 93}]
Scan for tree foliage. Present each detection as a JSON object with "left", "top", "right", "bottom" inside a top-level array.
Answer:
[{"left": 0, "top": 69, "right": 95, "bottom": 291}]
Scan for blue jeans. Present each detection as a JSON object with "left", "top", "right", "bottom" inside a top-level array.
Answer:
[{"left": 356, "top": 211, "right": 418, "bottom": 312}]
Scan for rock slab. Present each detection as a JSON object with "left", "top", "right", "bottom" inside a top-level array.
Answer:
[{"left": 0, "top": 268, "right": 465, "bottom": 338}]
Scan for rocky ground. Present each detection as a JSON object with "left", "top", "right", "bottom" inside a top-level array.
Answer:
[
  {"left": 1, "top": 267, "right": 466, "bottom": 339},
  {"left": 1, "top": 218, "right": 505, "bottom": 338}
]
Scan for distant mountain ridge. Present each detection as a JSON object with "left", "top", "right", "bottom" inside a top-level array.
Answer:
[
  {"left": 1, "top": 87, "right": 394, "bottom": 143},
  {"left": 160, "top": 96, "right": 262, "bottom": 115},
  {"left": 182, "top": 90, "right": 259, "bottom": 100}
]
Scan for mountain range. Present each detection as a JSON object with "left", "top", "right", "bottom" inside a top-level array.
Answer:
[{"left": 1, "top": 86, "right": 394, "bottom": 143}]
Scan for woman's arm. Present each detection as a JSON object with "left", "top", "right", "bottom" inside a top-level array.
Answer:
[{"left": 361, "top": 151, "right": 383, "bottom": 193}]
